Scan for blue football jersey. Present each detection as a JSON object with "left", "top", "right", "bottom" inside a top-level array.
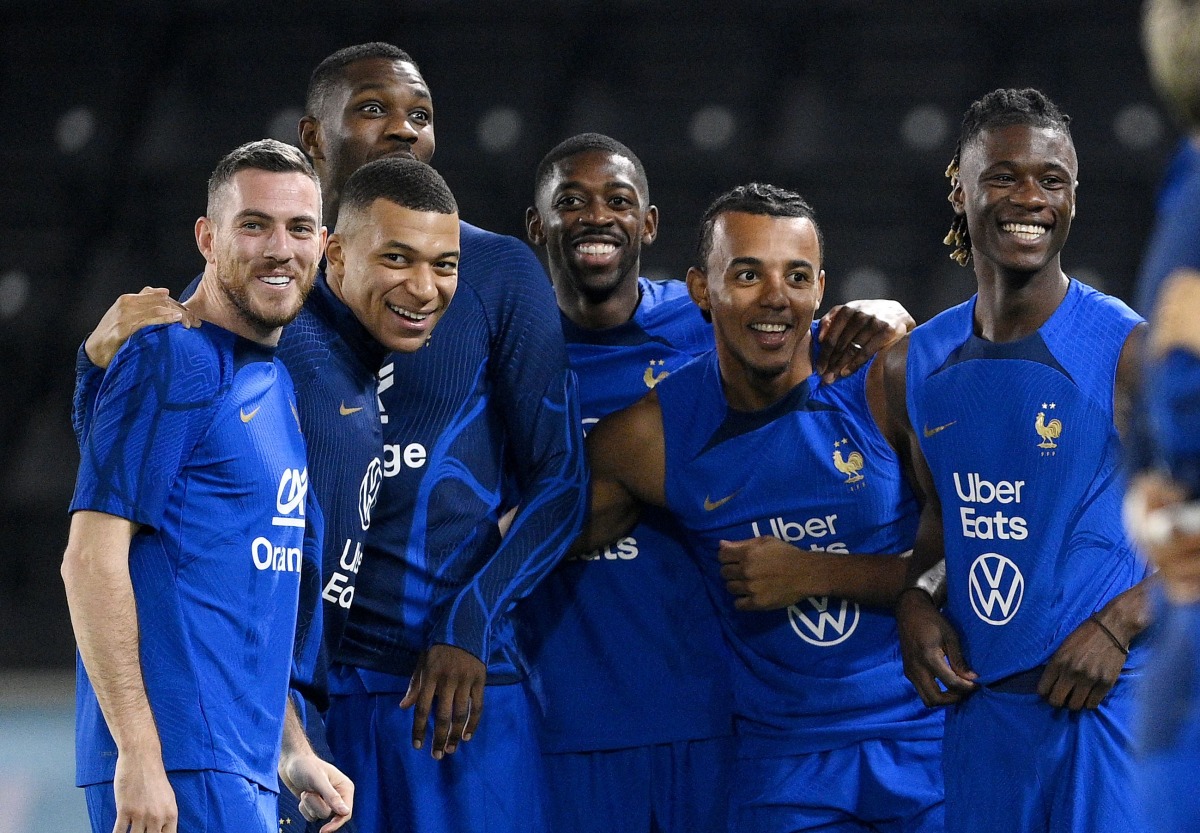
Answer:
[
  {"left": 337, "top": 221, "right": 587, "bottom": 691},
  {"left": 657, "top": 351, "right": 941, "bottom": 758},
  {"left": 906, "top": 279, "right": 1148, "bottom": 683},
  {"left": 521, "top": 278, "right": 733, "bottom": 753},
  {"left": 70, "top": 322, "right": 310, "bottom": 789}
]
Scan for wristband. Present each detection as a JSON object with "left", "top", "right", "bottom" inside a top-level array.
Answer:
[{"left": 1089, "top": 614, "right": 1129, "bottom": 656}]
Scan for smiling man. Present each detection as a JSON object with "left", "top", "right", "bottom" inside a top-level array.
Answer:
[
  {"left": 575, "top": 182, "right": 944, "bottom": 832},
  {"left": 882, "top": 88, "right": 1153, "bottom": 833},
  {"left": 63, "top": 139, "right": 353, "bottom": 833},
  {"left": 75, "top": 153, "right": 461, "bottom": 833}
]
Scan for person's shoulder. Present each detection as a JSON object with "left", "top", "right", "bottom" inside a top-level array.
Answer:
[
  {"left": 1070, "top": 278, "right": 1143, "bottom": 327},
  {"left": 458, "top": 220, "right": 545, "bottom": 282}
]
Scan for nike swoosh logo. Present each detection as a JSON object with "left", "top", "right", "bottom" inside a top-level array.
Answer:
[
  {"left": 240, "top": 406, "right": 260, "bottom": 423},
  {"left": 704, "top": 492, "right": 738, "bottom": 512},
  {"left": 923, "top": 421, "right": 957, "bottom": 438},
  {"left": 339, "top": 403, "right": 363, "bottom": 416}
]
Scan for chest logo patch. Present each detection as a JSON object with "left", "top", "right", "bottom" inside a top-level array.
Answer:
[
  {"left": 968, "top": 552, "right": 1024, "bottom": 625},
  {"left": 788, "top": 597, "right": 860, "bottom": 646},
  {"left": 832, "top": 438, "right": 865, "bottom": 487},
  {"left": 1035, "top": 402, "right": 1062, "bottom": 455},
  {"left": 643, "top": 359, "right": 669, "bottom": 389}
]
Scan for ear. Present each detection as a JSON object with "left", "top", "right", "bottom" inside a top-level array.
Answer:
[
  {"left": 298, "top": 115, "right": 324, "bottom": 161},
  {"left": 686, "top": 265, "right": 711, "bottom": 313},
  {"left": 324, "top": 233, "right": 345, "bottom": 295},
  {"left": 948, "top": 182, "right": 965, "bottom": 217},
  {"left": 525, "top": 206, "right": 545, "bottom": 246},
  {"left": 195, "top": 216, "right": 216, "bottom": 264},
  {"left": 642, "top": 204, "right": 660, "bottom": 246},
  {"left": 815, "top": 269, "right": 826, "bottom": 307}
]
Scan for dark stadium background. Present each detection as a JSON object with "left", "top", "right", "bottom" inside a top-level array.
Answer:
[{"left": 0, "top": 0, "right": 1173, "bottom": 822}]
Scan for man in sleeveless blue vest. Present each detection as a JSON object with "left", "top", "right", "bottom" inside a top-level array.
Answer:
[
  {"left": 881, "top": 88, "right": 1153, "bottom": 833},
  {"left": 63, "top": 140, "right": 353, "bottom": 833},
  {"left": 523, "top": 133, "right": 919, "bottom": 833},
  {"left": 575, "top": 181, "right": 944, "bottom": 832},
  {"left": 76, "top": 153, "right": 466, "bottom": 833}
]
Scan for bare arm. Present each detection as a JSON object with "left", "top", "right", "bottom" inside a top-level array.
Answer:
[
  {"left": 85, "top": 287, "right": 199, "bottom": 369},
  {"left": 572, "top": 392, "right": 669, "bottom": 556},
  {"left": 61, "top": 510, "right": 178, "bottom": 833},
  {"left": 870, "top": 340, "right": 978, "bottom": 706},
  {"left": 278, "top": 700, "right": 354, "bottom": 833},
  {"left": 815, "top": 299, "right": 915, "bottom": 384},
  {"left": 717, "top": 536, "right": 910, "bottom": 610}
]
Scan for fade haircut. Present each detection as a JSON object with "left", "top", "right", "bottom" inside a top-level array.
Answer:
[
  {"left": 695, "top": 182, "right": 824, "bottom": 269},
  {"left": 306, "top": 42, "right": 418, "bottom": 120},
  {"left": 336, "top": 156, "right": 457, "bottom": 233},
  {"left": 206, "top": 139, "right": 319, "bottom": 220},
  {"left": 1142, "top": 0, "right": 1200, "bottom": 130},
  {"left": 944, "top": 88, "right": 1073, "bottom": 266},
  {"left": 534, "top": 133, "right": 650, "bottom": 202}
]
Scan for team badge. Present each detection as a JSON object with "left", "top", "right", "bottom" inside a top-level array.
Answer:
[
  {"left": 968, "top": 552, "right": 1024, "bottom": 625},
  {"left": 643, "top": 359, "right": 669, "bottom": 389},
  {"left": 832, "top": 438, "right": 865, "bottom": 488},
  {"left": 1034, "top": 402, "right": 1062, "bottom": 456},
  {"left": 788, "top": 597, "right": 860, "bottom": 646}
]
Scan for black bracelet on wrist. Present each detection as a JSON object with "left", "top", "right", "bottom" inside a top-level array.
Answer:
[{"left": 1089, "top": 614, "right": 1130, "bottom": 656}]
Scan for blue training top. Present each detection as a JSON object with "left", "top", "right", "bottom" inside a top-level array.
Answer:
[
  {"left": 521, "top": 277, "right": 734, "bottom": 753},
  {"left": 657, "top": 350, "right": 941, "bottom": 758},
  {"left": 906, "top": 279, "right": 1148, "bottom": 683},
  {"left": 336, "top": 221, "right": 587, "bottom": 692},
  {"left": 70, "top": 322, "right": 313, "bottom": 790}
]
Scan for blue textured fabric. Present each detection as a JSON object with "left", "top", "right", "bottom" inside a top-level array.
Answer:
[
  {"left": 521, "top": 278, "right": 733, "bottom": 754},
  {"left": 906, "top": 279, "right": 1147, "bottom": 684},
  {"left": 336, "top": 221, "right": 587, "bottom": 689},
  {"left": 1134, "top": 138, "right": 1200, "bottom": 317},
  {"left": 658, "top": 352, "right": 941, "bottom": 758},
  {"left": 70, "top": 322, "right": 310, "bottom": 790}
]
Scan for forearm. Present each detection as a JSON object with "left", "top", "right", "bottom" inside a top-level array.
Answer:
[
  {"left": 280, "top": 696, "right": 313, "bottom": 761},
  {"left": 61, "top": 519, "right": 160, "bottom": 757},
  {"left": 817, "top": 552, "right": 911, "bottom": 608},
  {"left": 1093, "top": 576, "right": 1156, "bottom": 650}
]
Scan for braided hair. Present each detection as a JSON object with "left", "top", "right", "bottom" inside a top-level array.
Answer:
[{"left": 944, "top": 88, "right": 1072, "bottom": 266}]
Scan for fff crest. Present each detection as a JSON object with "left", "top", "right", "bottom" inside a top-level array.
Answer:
[
  {"left": 832, "top": 438, "right": 865, "bottom": 488},
  {"left": 1034, "top": 402, "right": 1062, "bottom": 456}
]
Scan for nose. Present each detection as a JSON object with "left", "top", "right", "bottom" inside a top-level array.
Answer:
[
  {"left": 405, "top": 264, "right": 439, "bottom": 305},
  {"left": 758, "top": 272, "right": 787, "bottom": 308},
  {"left": 262, "top": 225, "right": 295, "bottom": 262},
  {"left": 1010, "top": 175, "right": 1049, "bottom": 209},
  {"left": 578, "top": 196, "right": 613, "bottom": 227},
  {"left": 385, "top": 113, "right": 419, "bottom": 146}
]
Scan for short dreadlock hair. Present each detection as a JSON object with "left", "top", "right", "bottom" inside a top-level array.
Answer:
[{"left": 943, "top": 88, "right": 1072, "bottom": 266}]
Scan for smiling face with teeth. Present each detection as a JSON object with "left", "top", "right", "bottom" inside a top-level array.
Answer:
[
  {"left": 325, "top": 197, "right": 459, "bottom": 353},
  {"left": 952, "top": 123, "right": 1078, "bottom": 281},
  {"left": 527, "top": 149, "right": 658, "bottom": 328},
  {"left": 687, "top": 211, "right": 825, "bottom": 411},
  {"left": 195, "top": 168, "right": 325, "bottom": 344}
]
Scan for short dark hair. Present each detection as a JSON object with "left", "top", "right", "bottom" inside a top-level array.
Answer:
[
  {"left": 944, "top": 88, "right": 1073, "bottom": 265},
  {"left": 534, "top": 133, "right": 649, "bottom": 202},
  {"left": 306, "top": 42, "right": 418, "bottom": 120},
  {"left": 207, "top": 139, "right": 319, "bottom": 218},
  {"left": 694, "top": 182, "right": 824, "bottom": 268},
  {"left": 337, "top": 157, "right": 457, "bottom": 231}
]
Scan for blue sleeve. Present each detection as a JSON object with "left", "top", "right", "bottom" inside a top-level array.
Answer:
[
  {"left": 70, "top": 326, "right": 223, "bottom": 527},
  {"left": 431, "top": 235, "right": 588, "bottom": 662},
  {"left": 290, "top": 482, "right": 329, "bottom": 711},
  {"left": 72, "top": 342, "right": 105, "bottom": 447},
  {"left": 1146, "top": 348, "right": 1200, "bottom": 497}
]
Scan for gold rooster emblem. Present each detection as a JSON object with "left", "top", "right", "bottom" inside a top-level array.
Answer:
[
  {"left": 832, "top": 438, "right": 864, "bottom": 484},
  {"left": 643, "top": 359, "right": 669, "bottom": 389},
  {"left": 1035, "top": 402, "right": 1062, "bottom": 449}
]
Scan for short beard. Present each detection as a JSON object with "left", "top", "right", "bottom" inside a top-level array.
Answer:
[{"left": 217, "top": 264, "right": 312, "bottom": 332}]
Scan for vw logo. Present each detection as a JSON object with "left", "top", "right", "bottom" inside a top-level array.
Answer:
[
  {"left": 788, "top": 596, "right": 859, "bottom": 646},
  {"left": 968, "top": 553, "right": 1024, "bottom": 625},
  {"left": 358, "top": 457, "right": 383, "bottom": 531}
]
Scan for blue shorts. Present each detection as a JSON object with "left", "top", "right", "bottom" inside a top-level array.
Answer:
[
  {"left": 84, "top": 769, "right": 276, "bottom": 833},
  {"left": 1136, "top": 602, "right": 1200, "bottom": 833},
  {"left": 279, "top": 695, "right": 358, "bottom": 833},
  {"left": 944, "top": 678, "right": 1144, "bottom": 833},
  {"left": 326, "top": 681, "right": 548, "bottom": 833},
  {"left": 542, "top": 735, "right": 735, "bottom": 833},
  {"left": 729, "top": 737, "right": 944, "bottom": 833}
]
